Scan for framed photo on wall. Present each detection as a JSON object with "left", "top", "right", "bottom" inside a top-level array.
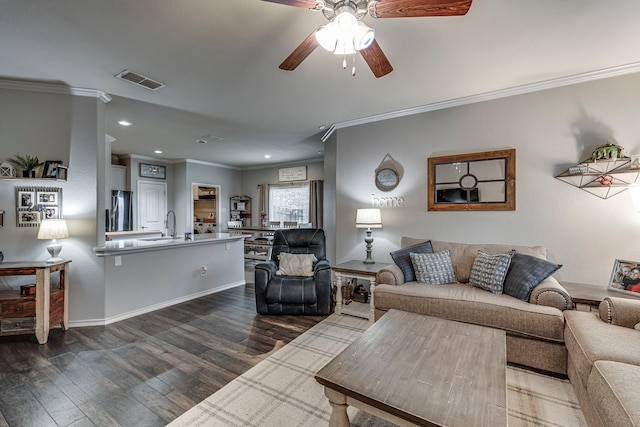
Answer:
[
  {"left": 18, "top": 210, "right": 40, "bottom": 226},
  {"left": 608, "top": 259, "right": 640, "bottom": 297},
  {"left": 18, "top": 190, "right": 35, "bottom": 208}
]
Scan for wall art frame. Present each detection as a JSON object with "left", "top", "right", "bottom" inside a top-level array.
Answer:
[
  {"left": 140, "top": 163, "right": 166, "bottom": 179},
  {"left": 427, "top": 149, "right": 516, "bottom": 211},
  {"left": 15, "top": 186, "right": 63, "bottom": 227},
  {"left": 608, "top": 259, "right": 640, "bottom": 297}
]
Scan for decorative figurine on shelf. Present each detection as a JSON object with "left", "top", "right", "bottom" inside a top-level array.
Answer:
[
  {"left": 7, "top": 154, "right": 44, "bottom": 178},
  {"left": 590, "top": 142, "right": 629, "bottom": 163},
  {"left": 0, "top": 161, "right": 16, "bottom": 178},
  {"left": 599, "top": 174, "right": 615, "bottom": 186}
]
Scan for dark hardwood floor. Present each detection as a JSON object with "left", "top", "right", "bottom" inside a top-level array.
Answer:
[{"left": 0, "top": 265, "right": 327, "bottom": 427}]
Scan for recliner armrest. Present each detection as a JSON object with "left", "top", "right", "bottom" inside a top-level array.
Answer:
[
  {"left": 376, "top": 264, "right": 405, "bottom": 286},
  {"left": 314, "top": 259, "right": 331, "bottom": 273},
  {"left": 599, "top": 296, "right": 640, "bottom": 328},
  {"left": 529, "top": 276, "right": 572, "bottom": 311}
]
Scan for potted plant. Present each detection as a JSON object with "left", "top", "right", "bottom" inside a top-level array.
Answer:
[{"left": 7, "top": 154, "right": 44, "bottom": 178}]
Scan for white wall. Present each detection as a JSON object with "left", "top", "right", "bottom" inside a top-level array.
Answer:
[{"left": 334, "top": 72, "right": 640, "bottom": 287}]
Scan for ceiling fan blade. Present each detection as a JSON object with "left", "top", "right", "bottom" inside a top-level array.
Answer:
[
  {"left": 279, "top": 30, "right": 319, "bottom": 71},
  {"left": 359, "top": 40, "right": 393, "bottom": 78},
  {"left": 371, "top": 0, "right": 472, "bottom": 18},
  {"left": 262, "top": 0, "right": 321, "bottom": 9}
]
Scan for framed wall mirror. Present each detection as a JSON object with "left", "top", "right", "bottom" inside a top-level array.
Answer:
[{"left": 427, "top": 149, "right": 516, "bottom": 211}]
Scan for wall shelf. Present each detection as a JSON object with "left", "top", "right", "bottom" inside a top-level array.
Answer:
[{"left": 555, "top": 158, "right": 640, "bottom": 199}]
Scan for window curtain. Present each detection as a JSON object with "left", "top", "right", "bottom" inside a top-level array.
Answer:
[
  {"left": 309, "top": 180, "right": 323, "bottom": 229},
  {"left": 258, "top": 183, "right": 269, "bottom": 225}
]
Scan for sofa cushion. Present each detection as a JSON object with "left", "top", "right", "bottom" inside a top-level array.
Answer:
[
  {"left": 588, "top": 361, "right": 640, "bottom": 426},
  {"left": 564, "top": 310, "right": 640, "bottom": 392},
  {"left": 503, "top": 252, "right": 562, "bottom": 301},
  {"left": 401, "top": 237, "right": 548, "bottom": 283},
  {"left": 374, "top": 282, "right": 565, "bottom": 342},
  {"left": 469, "top": 250, "right": 513, "bottom": 294},
  {"left": 276, "top": 253, "right": 317, "bottom": 276},
  {"left": 390, "top": 240, "right": 433, "bottom": 282},
  {"left": 410, "top": 250, "right": 455, "bottom": 284}
]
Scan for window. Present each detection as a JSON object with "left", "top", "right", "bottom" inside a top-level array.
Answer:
[{"left": 269, "top": 183, "right": 309, "bottom": 223}]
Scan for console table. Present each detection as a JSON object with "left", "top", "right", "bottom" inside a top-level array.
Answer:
[
  {"left": 332, "top": 260, "right": 390, "bottom": 322},
  {"left": 0, "top": 260, "right": 70, "bottom": 344}
]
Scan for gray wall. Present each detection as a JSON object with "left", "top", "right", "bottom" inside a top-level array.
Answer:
[
  {"left": 0, "top": 85, "right": 107, "bottom": 321},
  {"left": 240, "top": 161, "right": 324, "bottom": 226},
  {"left": 334, "top": 72, "right": 640, "bottom": 286}
]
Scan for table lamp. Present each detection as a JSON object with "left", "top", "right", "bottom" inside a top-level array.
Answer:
[
  {"left": 37, "top": 219, "right": 69, "bottom": 263},
  {"left": 356, "top": 208, "right": 382, "bottom": 264}
]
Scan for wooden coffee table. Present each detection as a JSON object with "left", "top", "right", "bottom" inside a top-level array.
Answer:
[{"left": 315, "top": 310, "right": 507, "bottom": 427}]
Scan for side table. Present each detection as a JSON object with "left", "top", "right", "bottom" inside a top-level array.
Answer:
[
  {"left": 332, "top": 260, "right": 390, "bottom": 322},
  {"left": 0, "top": 260, "right": 70, "bottom": 343},
  {"left": 561, "top": 281, "right": 639, "bottom": 312}
]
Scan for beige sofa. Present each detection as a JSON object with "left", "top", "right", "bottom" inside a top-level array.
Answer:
[
  {"left": 375, "top": 237, "right": 572, "bottom": 375},
  {"left": 564, "top": 297, "right": 640, "bottom": 426}
]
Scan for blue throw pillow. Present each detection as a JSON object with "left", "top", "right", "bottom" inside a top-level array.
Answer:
[
  {"left": 503, "top": 251, "right": 562, "bottom": 301},
  {"left": 390, "top": 241, "right": 433, "bottom": 282}
]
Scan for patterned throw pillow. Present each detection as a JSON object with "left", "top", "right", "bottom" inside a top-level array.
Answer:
[
  {"left": 469, "top": 250, "right": 513, "bottom": 294},
  {"left": 410, "top": 250, "right": 456, "bottom": 285},
  {"left": 390, "top": 241, "right": 434, "bottom": 282},
  {"left": 503, "top": 251, "right": 562, "bottom": 301},
  {"left": 276, "top": 253, "right": 317, "bottom": 276}
]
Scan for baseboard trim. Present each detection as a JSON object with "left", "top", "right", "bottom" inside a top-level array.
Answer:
[{"left": 68, "top": 280, "right": 246, "bottom": 327}]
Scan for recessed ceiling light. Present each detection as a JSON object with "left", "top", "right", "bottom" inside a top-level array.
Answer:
[
  {"left": 117, "top": 120, "right": 133, "bottom": 126},
  {"left": 318, "top": 125, "right": 326, "bottom": 130},
  {"left": 264, "top": 154, "right": 271, "bottom": 159},
  {"left": 154, "top": 150, "right": 163, "bottom": 154}
]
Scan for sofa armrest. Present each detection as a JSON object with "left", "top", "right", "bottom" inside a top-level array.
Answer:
[
  {"left": 376, "top": 264, "right": 405, "bottom": 286},
  {"left": 529, "top": 276, "right": 572, "bottom": 311},
  {"left": 599, "top": 296, "right": 640, "bottom": 328}
]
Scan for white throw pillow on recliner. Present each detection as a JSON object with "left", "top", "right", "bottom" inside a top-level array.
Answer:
[{"left": 276, "top": 252, "right": 317, "bottom": 277}]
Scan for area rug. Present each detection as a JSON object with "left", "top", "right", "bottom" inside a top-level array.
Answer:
[{"left": 169, "top": 314, "right": 586, "bottom": 426}]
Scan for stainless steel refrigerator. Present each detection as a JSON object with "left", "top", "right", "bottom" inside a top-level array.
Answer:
[{"left": 110, "top": 190, "right": 133, "bottom": 231}]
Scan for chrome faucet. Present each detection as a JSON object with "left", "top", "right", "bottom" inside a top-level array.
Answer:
[{"left": 165, "top": 210, "right": 176, "bottom": 238}]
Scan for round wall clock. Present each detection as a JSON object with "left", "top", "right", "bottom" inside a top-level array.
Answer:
[
  {"left": 375, "top": 168, "right": 399, "bottom": 191},
  {"left": 375, "top": 154, "right": 403, "bottom": 192}
]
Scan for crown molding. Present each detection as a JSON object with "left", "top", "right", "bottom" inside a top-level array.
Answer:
[
  {"left": 0, "top": 78, "right": 111, "bottom": 103},
  {"left": 185, "top": 158, "right": 240, "bottom": 170},
  {"left": 321, "top": 61, "right": 640, "bottom": 142}
]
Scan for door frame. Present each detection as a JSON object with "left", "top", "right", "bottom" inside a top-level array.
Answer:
[{"left": 190, "top": 182, "right": 220, "bottom": 235}]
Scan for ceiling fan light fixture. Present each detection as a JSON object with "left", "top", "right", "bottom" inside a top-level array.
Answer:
[
  {"left": 334, "top": 39, "right": 356, "bottom": 55},
  {"left": 354, "top": 21, "right": 375, "bottom": 50},
  {"left": 334, "top": 8, "right": 358, "bottom": 34},
  {"left": 315, "top": 23, "right": 338, "bottom": 52}
]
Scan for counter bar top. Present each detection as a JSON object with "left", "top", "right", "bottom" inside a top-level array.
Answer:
[{"left": 94, "top": 233, "right": 245, "bottom": 257}]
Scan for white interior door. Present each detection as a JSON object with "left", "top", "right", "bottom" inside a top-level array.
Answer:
[{"left": 137, "top": 180, "right": 167, "bottom": 232}]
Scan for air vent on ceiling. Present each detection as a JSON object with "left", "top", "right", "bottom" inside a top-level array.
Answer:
[{"left": 115, "top": 69, "right": 165, "bottom": 91}]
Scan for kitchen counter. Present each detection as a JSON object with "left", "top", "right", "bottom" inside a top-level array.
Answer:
[
  {"left": 93, "top": 233, "right": 246, "bottom": 324},
  {"left": 94, "top": 233, "right": 245, "bottom": 257}
]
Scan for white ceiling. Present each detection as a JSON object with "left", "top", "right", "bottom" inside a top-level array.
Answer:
[{"left": 2, "top": 0, "right": 640, "bottom": 168}]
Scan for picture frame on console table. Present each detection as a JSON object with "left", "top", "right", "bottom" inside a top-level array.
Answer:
[{"left": 608, "top": 259, "right": 640, "bottom": 297}]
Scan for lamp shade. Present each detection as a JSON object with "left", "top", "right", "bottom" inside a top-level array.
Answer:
[
  {"left": 37, "top": 219, "right": 69, "bottom": 240},
  {"left": 356, "top": 208, "right": 382, "bottom": 228}
]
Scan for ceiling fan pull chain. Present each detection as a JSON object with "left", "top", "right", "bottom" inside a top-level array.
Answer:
[{"left": 352, "top": 52, "right": 356, "bottom": 76}]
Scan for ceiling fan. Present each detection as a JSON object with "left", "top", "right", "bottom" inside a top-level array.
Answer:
[{"left": 264, "top": 0, "right": 473, "bottom": 78}]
